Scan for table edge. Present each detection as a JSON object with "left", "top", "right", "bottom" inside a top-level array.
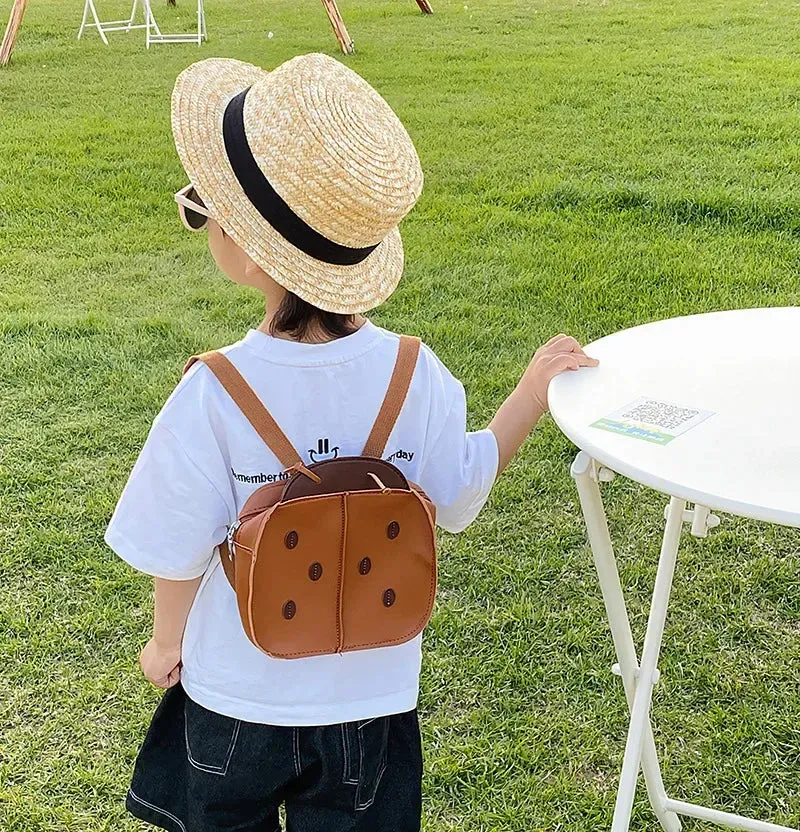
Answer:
[{"left": 550, "top": 412, "right": 800, "bottom": 530}]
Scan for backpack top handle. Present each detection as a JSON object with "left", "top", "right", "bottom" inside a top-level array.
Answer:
[{"left": 185, "top": 334, "right": 421, "bottom": 469}]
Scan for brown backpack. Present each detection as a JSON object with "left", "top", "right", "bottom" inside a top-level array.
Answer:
[{"left": 185, "top": 336, "right": 437, "bottom": 660}]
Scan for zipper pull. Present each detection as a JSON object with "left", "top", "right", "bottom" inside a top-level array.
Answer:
[
  {"left": 367, "top": 472, "right": 391, "bottom": 493},
  {"left": 286, "top": 461, "right": 322, "bottom": 484}
]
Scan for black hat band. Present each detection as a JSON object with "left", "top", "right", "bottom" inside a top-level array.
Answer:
[{"left": 222, "top": 87, "right": 380, "bottom": 267}]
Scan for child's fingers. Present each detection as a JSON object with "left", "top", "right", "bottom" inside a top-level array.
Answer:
[
  {"left": 555, "top": 336, "right": 587, "bottom": 355},
  {"left": 148, "top": 669, "right": 168, "bottom": 688},
  {"left": 544, "top": 354, "right": 581, "bottom": 375},
  {"left": 151, "top": 666, "right": 180, "bottom": 689},
  {"left": 558, "top": 336, "right": 581, "bottom": 353},
  {"left": 543, "top": 333, "right": 568, "bottom": 348},
  {"left": 549, "top": 336, "right": 575, "bottom": 354},
  {"left": 141, "top": 653, "right": 181, "bottom": 688},
  {"left": 548, "top": 351, "right": 597, "bottom": 369},
  {"left": 555, "top": 350, "right": 599, "bottom": 371},
  {"left": 542, "top": 335, "right": 591, "bottom": 357}
]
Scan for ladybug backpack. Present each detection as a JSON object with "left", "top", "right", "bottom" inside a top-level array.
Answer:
[{"left": 185, "top": 335, "right": 437, "bottom": 660}]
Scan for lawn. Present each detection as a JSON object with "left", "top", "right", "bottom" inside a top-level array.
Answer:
[{"left": 1, "top": 0, "right": 799, "bottom": 829}]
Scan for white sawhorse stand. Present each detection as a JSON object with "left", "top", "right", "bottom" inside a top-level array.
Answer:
[
  {"left": 78, "top": 0, "right": 150, "bottom": 45},
  {"left": 548, "top": 309, "right": 800, "bottom": 832},
  {"left": 78, "top": 0, "right": 206, "bottom": 47}
]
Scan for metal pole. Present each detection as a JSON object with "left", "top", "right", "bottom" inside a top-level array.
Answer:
[
  {"left": 125, "top": 0, "right": 140, "bottom": 32},
  {"left": 611, "top": 494, "right": 685, "bottom": 831},
  {"left": 663, "top": 800, "right": 799, "bottom": 832},
  {"left": 87, "top": 0, "right": 110, "bottom": 44},
  {"left": 78, "top": 0, "right": 91, "bottom": 40},
  {"left": 572, "top": 452, "right": 681, "bottom": 832}
]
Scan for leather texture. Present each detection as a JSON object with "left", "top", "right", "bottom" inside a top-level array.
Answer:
[
  {"left": 283, "top": 457, "right": 409, "bottom": 500},
  {"left": 189, "top": 335, "right": 438, "bottom": 660},
  {"left": 362, "top": 336, "right": 421, "bottom": 458}
]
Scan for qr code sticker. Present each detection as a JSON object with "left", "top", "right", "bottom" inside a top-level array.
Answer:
[
  {"left": 592, "top": 396, "right": 715, "bottom": 444},
  {"left": 620, "top": 400, "right": 700, "bottom": 431}
]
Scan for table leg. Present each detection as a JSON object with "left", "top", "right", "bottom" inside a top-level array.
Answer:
[
  {"left": 611, "top": 494, "right": 685, "bottom": 830},
  {"left": 572, "top": 452, "right": 682, "bottom": 832}
]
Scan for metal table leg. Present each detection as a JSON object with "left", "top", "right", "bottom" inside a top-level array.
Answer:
[
  {"left": 610, "top": 493, "right": 684, "bottom": 831},
  {"left": 571, "top": 451, "right": 799, "bottom": 832},
  {"left": 572, "top": 451, "right": 681, "bottom": 832}
]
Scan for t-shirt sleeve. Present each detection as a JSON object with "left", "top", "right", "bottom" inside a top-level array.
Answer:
[
  {"left": 105, "top": 422, "right": 234, "bottom": 580},
  {"left": 417, "top": 362, "right": 499, "bottom": 534}
]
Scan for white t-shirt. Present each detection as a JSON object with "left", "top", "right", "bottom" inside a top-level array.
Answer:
[{"left": 106, "top": 321, "right": 498, "bottom": 726}]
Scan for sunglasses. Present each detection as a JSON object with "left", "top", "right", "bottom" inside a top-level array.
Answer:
[{"left": 174, "top": 184, "right": 212, "bottom": 232}]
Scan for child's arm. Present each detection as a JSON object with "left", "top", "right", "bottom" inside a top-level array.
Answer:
[
  {"left": 139, "top": 575, "right": 203, "bottom": 688},
  {"left": 489, "top": 334, "right": 598, "bottom": 475}
]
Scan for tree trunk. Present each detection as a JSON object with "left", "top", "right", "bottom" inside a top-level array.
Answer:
[
  {"left": 415, "top": 0, "right": 434, "bottom": 12},
  {"left": 320, "top": 0, "right": 353, "bottom": 54},
  {"left": 0, "top": 0, "right": 28, "bottom": 66}
]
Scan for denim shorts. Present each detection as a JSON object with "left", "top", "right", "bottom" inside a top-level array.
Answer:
[{"left": 125, "top": 683, "right": 423, "bottom": 832}]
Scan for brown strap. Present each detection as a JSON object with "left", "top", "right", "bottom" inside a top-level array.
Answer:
[
  {"left": 189, "top": 351, "right": 303, "bottom": 470},
  {"left": 362, "top": 335, "right": 421, "bottom": 459}
]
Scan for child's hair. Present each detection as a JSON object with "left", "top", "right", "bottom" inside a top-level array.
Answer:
[
  {"left": 270, "top": 292, "right": 357, "bottom": 340},
  {"left": 216, "top": 225, "right": 355, "bottom": 340}
]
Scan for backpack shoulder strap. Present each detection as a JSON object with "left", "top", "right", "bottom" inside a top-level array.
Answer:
[
  {"left": 185, "top": 351, "right": 305, "bottom": 471},
  {"left": 362, "top": 335, "right": 421, "bottom": 459}
]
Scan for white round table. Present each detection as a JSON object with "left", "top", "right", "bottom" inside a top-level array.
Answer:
[{"left": 548, "top": 308, "right": 800, "bottom": 832}]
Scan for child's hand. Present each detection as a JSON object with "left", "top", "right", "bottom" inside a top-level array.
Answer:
[
  {"left": 488, "top": 334, "right": 598, "bottom": 477},
  {"left": 521, "top": 334, "right": 598, "bottom": 411},
  {"left": 140, "top": 638, "right": 182, "bottom": 689}
]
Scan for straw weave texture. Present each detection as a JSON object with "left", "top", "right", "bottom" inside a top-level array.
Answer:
[{"left": 171, "top": 54, "right": 423, "bottom": 314}]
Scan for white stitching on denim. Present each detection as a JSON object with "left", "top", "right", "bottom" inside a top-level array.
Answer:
[
  {"left": 128, "top": 788, "right": 188, "bottom": 832},
  {"left": 356, "top": 758, "right": 387, "bottom": 812},
  {"left": 184, "top": 711, "right": 241, "bottom": 776},
  {"left": 292, "top": 728, "right": 302, "bottom": 778},
  {"left": 341, "top": 723, "right": 359, "bottom": 785},
  {"left": 355, "top": 719, "right": 389, "bottom": 811},
  {"left": 355, "top": 724, "right": 367, "bottom": 808}
]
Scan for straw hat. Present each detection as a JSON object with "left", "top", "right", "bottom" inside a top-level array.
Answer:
[{"left": 171, "top": 53, "right": 424, "bottom": 314}]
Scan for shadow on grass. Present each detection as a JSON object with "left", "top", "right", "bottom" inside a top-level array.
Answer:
[{"left": 492, "top": 184, "right": 800, "bottom": 236}]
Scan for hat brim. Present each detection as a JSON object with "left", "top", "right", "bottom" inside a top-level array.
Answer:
[{"left": 171, "top": 58, "right": 404, "bottom": 315}]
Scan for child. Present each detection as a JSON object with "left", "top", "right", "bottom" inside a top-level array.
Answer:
[{"left": 106, "top": 53, "right": 597, "bottom": 832}]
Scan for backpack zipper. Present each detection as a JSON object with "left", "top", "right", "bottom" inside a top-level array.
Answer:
[{"left": 226, "top": 520, "right": 242, "bottom": 558}]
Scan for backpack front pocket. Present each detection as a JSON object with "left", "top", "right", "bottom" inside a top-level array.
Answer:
[
  {"left": 341, "top": 716, "right": 390, "bottom": 811},
  {"left": 183, "top": 695, "right": 241, "bottom": 776}
]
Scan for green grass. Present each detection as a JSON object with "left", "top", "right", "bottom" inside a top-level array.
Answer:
[{"left": 1, "top": 0, "right": 800, "bottom": 829}]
